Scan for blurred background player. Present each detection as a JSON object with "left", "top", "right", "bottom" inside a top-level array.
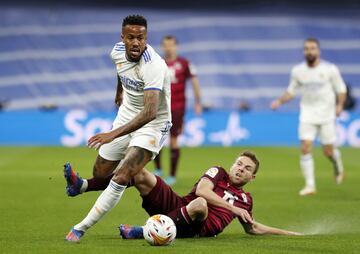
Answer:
[
  {"left": 153, "top": 35, "right": 203, "bottom": 185},
  {"left": 271, "top": 38, "right": 346, "bottom": 196}
]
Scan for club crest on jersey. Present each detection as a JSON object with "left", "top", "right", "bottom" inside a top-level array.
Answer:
[{"left": 205, "top": 167, "right": 219, "bottom": 178}]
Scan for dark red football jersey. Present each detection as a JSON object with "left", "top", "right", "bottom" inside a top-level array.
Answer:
[
  {"left": 165, "top": 57, "right": 196, "bottom": 111},
  {"left": 183, "top": 167, "right": 253, "bottom": 236}
]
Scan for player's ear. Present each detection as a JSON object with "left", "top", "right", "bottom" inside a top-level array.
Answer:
[{"left": 251, "top": 175, "right": 256, "bottom": 181}]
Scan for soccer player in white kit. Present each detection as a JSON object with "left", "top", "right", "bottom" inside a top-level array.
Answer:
[
  {"left": 65, "top": 15, "right": 172, "bottom": 242},
  {"left": 271, "top": 38, "right": 346, "bottom": 196}
]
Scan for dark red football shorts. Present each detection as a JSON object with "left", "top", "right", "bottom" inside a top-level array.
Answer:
[
  {"left": 170, "top": 109, "right": 185, "bottom": 137},
  {"left": 141, "top": 176, "right": 205, "bottom": 238}
]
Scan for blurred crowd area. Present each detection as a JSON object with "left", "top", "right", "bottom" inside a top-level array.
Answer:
[{"left": 0, "top": 0, "right": 359, "bottom": 112}]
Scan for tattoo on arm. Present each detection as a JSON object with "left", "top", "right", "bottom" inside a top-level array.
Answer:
[
  {"left": 142, "top": 90, "right": 159, "bottom": 120},
  {"left": 111, "top": 89, "right": 160, "bottom": 138},
  {"left": 115, "top": 75, "right": 123, "bottom": 106}
]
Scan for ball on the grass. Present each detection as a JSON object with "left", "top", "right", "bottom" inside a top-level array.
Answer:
[{"left": 143, "top": 214, "right": 177, "bottom": 246}]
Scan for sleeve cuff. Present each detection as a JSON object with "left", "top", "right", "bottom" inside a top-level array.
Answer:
[{"left": 144, "top": 88, "right": 162, "bottom": 91}]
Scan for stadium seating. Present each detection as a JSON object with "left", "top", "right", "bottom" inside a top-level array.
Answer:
[{"left": 0, "top": 7, "right": 359, "bottom": 111}]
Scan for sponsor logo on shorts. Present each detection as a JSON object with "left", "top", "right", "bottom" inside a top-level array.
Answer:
[{"left": 205, "top": 167, "right": 218, "bottom": 178}]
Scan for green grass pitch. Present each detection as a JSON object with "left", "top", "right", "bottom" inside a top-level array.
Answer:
[{"left": 0, "top": 146, "right": 359, "bottom": 254}]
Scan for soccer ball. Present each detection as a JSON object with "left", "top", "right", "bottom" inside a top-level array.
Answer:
[{"left": 143, "top": 214, "right": 177, "bottom": 246}]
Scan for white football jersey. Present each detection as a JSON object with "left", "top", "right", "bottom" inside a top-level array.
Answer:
[
  {"left": 110, "top": 42, "right": 171, "bottom": 128},
  {"left": 287, "top": 60, "right": 346, "bottom": 124}
]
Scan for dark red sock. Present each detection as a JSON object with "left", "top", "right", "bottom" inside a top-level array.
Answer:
[
  {"left": 170, "top": 148, "right": 180, "bottom": 177},
  {"left": 86, "top": 174, "right": 113, "bottom": 192},
  {"left": 167, "top": 206, "right": 191, "bottom": 227},
  {"left": 167, "top": 206, "right": 198, "bottom": 238},
  {"left": 86, "top": 174, "right": 136, "bottom": 192},
  {"left": 154, "top": 150, "right": 162, "bottom": 169}
]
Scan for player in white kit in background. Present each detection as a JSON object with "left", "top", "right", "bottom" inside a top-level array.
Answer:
[
  {"left": 271, "top": 38, "right": 346, "bottom": 196},
  {"left": 65, "top": 15, "right": 171, "bottom": 242}
]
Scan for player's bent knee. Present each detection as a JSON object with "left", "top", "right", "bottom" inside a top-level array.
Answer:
[
  {"left": 112, "top": 166, "right": 132, "bottom": 185},
  {"left": 133, "top": 169, "right": 157, "bottom": 195},
  {"left": 112, "top": 172, "right": 131, "bottom": 185},
  {"left": 194, "top": 197, "right": 207, "bottom": 209},
  {"left": 188, "top": 197, "right": 208, "bottom": 221},
  {"left": 133, "top": 169, "right": 152, "bottom": 185},
  {"left": 323, "top": 147, "right": 333, "bottom": 157},
  {"left": 112, "top": 161, "right": 140, "bottom": 185},
  {"left": 301, "top": 145, "right": 312, "bottom": 154},
  {"left": 92, "top": 156, "right": 118, "bottom": 178}
]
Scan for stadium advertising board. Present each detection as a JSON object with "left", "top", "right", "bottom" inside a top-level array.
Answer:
[{"left": 0, "top": 110, "right": 359, "bottom": 147}]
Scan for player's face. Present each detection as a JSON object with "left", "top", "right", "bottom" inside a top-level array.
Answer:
[
  {"left": 162, "top": 39, "right": 177, "bottom": 59},
  {"left": 122, "top": 25, "right": 147, "bottom": 62},
  {"left": 303, "top": 41, "right": 320, "bottom": 65},
  {"left": 229, "top": 156, "right": 256, "bottom": 186}
]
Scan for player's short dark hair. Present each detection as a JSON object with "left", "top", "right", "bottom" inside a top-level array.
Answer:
[
  {"left": 162, "top": 35, "right": 178, "bottom": 44},
  {"left": 240, "top": 151, "right": 260, "bottom": 174},
  {"left": 122, "top": 15, "right": 147, "bottom": 29},
  {"left": 304, "top": 37, "right": 320, "bottom": 48}
]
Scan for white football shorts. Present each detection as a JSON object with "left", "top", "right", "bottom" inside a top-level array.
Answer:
[
  {"left": 298, "top": 121, "right": 336, "bottom": 145},
  {"left": 99, "top": 121, "right": 172, "bottom": 161}
]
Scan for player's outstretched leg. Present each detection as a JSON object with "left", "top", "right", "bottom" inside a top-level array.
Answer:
[
  {"left": 119, "top": 169, "right": 158, "bottom": 240},
  {"left": 65, "top": 147, "right": 152, "bottom": 242},
  {"left": 64, "top": 156, "right": 120, "bottom": 196},
  {"left": 64, "top": 163, "right": 85, "bottom": 197},
  {"left": 119, "top": 198, "right": 208, "bottom": 240},
  {"left": 119, "top": 224, "right": 144, "bottom": 239}
]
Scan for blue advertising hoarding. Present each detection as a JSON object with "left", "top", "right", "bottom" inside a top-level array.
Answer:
[{"left": 0, "top": 110, "right": 359, "bottom": 147}]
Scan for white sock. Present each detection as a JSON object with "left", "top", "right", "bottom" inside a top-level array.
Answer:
[
  {"left": 80, "top": 179, "right": 88, "bottom": 193},
  {"left": 330, "top": 148, "right": 344, "bottom": 174},
  {"left": 300, "top": 154, "right": 315, "bottom": 189},
  {"left": 74, "top": 180, "right": 126, "bottom": 232}
]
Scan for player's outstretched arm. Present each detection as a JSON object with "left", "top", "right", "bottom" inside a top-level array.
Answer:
[
  {"left": 88, "top": 89, "right": 160, "bottom": 149},
  {"left": 270, "top": 91, "right": 294, "bottom": 110},
  {"left": 242, "top": 221, "right": 302, "bottom": 236}
]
